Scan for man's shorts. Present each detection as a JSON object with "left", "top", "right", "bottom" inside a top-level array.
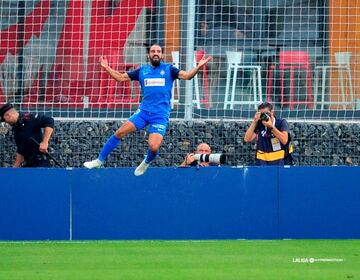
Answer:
[{"left": 129, "top": 109, "right": 169, "bottom": 136}]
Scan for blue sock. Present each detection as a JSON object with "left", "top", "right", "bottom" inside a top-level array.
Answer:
[
  {"left": 98, "top": 135, "right": 121, "bottom": 162},
  {"left": 145, "top": 149, "right": 158, "bottom": 164}
]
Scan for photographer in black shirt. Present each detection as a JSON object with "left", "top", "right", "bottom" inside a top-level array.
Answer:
[{"left": 0, "top": 103, "right": 54, "bottom": 167}]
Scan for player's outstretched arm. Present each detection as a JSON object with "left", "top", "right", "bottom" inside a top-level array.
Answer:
[
  {"left": 178, "top": 55, "right": 212, "bottom": 80},
  {"left": 99, "top": 56, "right": 130, "bottom": 82}
]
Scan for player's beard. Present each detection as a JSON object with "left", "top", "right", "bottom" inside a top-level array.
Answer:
[{"left": 150, "top": 55, "right": 161, "bottom": 67}]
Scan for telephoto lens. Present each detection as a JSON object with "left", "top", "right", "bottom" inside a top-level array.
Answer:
[{"left": 193, "top": 153, "right": 226, "bottom": 164}]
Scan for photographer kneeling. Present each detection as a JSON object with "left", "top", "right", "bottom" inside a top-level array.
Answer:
[
  {"left": 179, "top": 143, "right": 225, "bottom": 167},
  {"left": 244, "top": 102, "right": 294, "bottom": 166}
]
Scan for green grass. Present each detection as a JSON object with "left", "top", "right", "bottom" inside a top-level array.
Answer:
[{"left": 0, "top": 240, "right": 359, "bottom": 280}]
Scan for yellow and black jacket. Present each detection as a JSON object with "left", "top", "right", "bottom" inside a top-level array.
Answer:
[{"left": 255, "top": 118, "right": 294, "bottom": 166}]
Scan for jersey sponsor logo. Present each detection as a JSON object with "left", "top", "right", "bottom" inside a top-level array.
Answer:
[{"left": 144, "top": 78, "right": 165, "bottom": 87}]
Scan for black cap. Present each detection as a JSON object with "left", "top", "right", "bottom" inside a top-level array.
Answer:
[{"left": 0, "top": 103, "right": 14, "bottom": 122}]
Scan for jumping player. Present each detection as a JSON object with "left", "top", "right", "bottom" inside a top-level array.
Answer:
[{"left": 84, "top": 44, "right": 211, "bottom": 175}]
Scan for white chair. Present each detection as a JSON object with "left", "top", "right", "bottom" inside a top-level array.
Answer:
[
  {"left": 314, "top": 52, "right": 355, "bottom": 110},
  {"left": 223, "top": 51, "right": 262, "bottom": 110},
  {"left": 171, "top": 51, "right": 181, "bottom": 109}
]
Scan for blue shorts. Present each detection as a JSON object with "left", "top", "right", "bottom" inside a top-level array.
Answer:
[{"left": 129, "top": 109, "right": 169, "bottom": 136}]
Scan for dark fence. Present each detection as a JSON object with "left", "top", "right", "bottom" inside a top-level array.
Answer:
[{"left": 1, "top": 121, "right": 360, "bottom": 168}]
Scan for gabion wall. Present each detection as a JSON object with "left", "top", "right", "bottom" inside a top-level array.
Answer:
[{"left": 1, "top": 121, "right": 359, "bottom": 167}]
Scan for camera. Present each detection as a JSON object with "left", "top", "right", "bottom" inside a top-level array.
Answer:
[
  {"left": 259, "top": 112, "right": 270, "bottom": 122},
  {"left": 193, "top": 153, "right": 226, "bottom": 164}
]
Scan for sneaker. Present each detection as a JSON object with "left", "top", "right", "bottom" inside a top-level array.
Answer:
[
  {"left": 83, "top": 159, "right": 103, "bottom": 169},
  {"left": 134, "top": 159, "right": 150, "bottom": 176}
]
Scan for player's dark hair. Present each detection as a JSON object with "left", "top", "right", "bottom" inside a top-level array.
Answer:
[{"left": 147, "top": 44, "right": 164, "bottom": 54}]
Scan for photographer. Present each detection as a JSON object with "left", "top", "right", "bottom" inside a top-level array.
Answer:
[
  {"left": 244, "top": 102, "right": 294, "bottom": 166},
  {"left": 180, "top": 143, "right": 223, "bottom": 167},
  {"left": 0, "top": 103, "right": 54, "bottom": 168}
]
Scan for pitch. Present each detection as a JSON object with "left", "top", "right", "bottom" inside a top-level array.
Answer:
[{"left": 0, "top": 240, "right": 359, "bottom": 279}]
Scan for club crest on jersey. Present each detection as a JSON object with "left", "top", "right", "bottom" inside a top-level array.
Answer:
[{"left": 160, "top": 70, "right": 165, "bottom": 76}]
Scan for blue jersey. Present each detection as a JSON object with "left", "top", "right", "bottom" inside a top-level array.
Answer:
[{"left": 127, "top": 62, "right": 180, "bottom": 114}]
